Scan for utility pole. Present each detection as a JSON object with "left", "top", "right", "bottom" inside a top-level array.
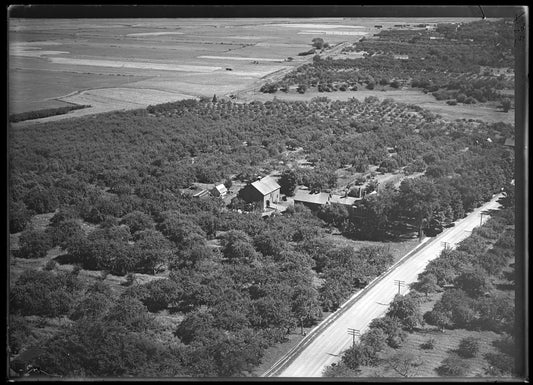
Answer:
[
  {"left": 347, "top": 328, "right": 360, "bottom": 348},
  {"left": 394, "top": 279, "right": 406, "bottom": 295}
]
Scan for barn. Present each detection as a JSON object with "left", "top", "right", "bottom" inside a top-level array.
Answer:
[{"left": 239, "top": 176, "right": 280, "bottom": 211}]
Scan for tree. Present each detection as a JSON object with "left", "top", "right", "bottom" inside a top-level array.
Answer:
[
  {"left": 387, "top": 352, "right": 423, "bottom": 377},
  {"left": 157, "top": 211, "right": 206, "bottom": 248},
  {"left": 291, "top": 284, "right": 322, "bottom": 334},
  {"left": 120, "top": 210, "right": 154, "bottom": 235},
  {"left": 501, "top": 97, "right": 511, "bottom": 112},
  {"left": 10, "top": 269, "right": 77, "bottom": 317},
  {"left": 142, "top": 279, "right": 180, "bottom": 312},
  {"left": 360, "top": 328, "right": 388, "bottom": 355},
  {"left": 23, "top": 186, "right": 59, "bottom": 214},
  {"left": 17, "top": 228, "right": 52, "bottom": 259},
  {"left": 368, "top": 316, "right": 407, "bottom": 348},
  {"left": 170, "top": 242, "right": 212, "bottom": 270},
  {"left": 411, "top": 273, "right": 439, "bottom": 297},
  {"left": 279, "top": 169, "right": 297, "bottom": 196},
  {"left": 454, "top": 268, "right": 492, "bottom": 298},
  {"left": 342, "top": 343, "right": 377, "bottom": 370},
  {"left": 322, "top": 362, "right": 360, "bottom": 377},
  {"left": 312, "top": 37, "right": 325, "bottom": 49},
  {"left": 47, "top": 219, "right": 85, "bottom": 250},
  {"left": 9, "top": 201, "right": 32, "bottom": 233},
  {"left": 220, "top": 230, "right": 260, "bottom": 264},
  {"left": 253, "top": 231, "right": 287, "bottom": 258},
  {"left": 398, "top": 177, "right": 439, "bottom": 239},
  {"left": 386, "top": 294, "right": 423, "bottom": 331}
]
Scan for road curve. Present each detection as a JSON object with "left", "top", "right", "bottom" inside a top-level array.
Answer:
[{"left": 265, "top": 194, "right": 503, "bottom": 378}]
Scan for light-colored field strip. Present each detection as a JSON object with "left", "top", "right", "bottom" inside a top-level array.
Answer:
[
  {"left": 11, "top": 49, "right": 70, "bottom": 57},
  {"left": 48, "top": 57, "right": 222, "bottom": 72},
  {"left": 198, "top": 55, "right": 284, "bottom": 62},
  {"left": 270, "top": 23, "right": 365, "bottom": 29},
  {"left": 126, "top": 31, "right": 184, "bottom": 37},
  {"left": 255, "top": 42, "right": 310, "bottom": 48},
  {"left": 297, "top": 30, "right": 369, "bottom": 36},
  {"left": 227, "top": 35, "right": 277, "bottom": 40},
  {"left": 61, "top": 87, "right": 195, "bottom": 105},
  {"left": 12, "top": 41, "right": 62, "bottom": 46}
]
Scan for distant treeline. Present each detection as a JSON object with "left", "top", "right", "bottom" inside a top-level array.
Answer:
[{"left": 9, "top": 104, "right": 91, "bottom": 123}]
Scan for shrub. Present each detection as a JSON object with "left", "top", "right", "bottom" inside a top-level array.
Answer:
[
  {"left": 457, "top": 336, "right": 480, "bottom": 358},
  {"left": 297, "top": 84, "right": 307, "bottom": 94},
  {"left": 44, "top": 259, "right": 57, "bottom": 271},
  {"left": 484, "top": 352, "right": 514, "bottom": 376},
  {"left": 436, "top": 354, "right": 471, "bottom": 376},
  {"left": 420, "top": 338, "right": 436, "bottom": 350},
  {"left": 390, "top": 79, "right": 400, "bottom": 88}
]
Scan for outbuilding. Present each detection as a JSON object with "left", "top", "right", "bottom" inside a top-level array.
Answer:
[{"left": 211, "top": 183, "right": 228, "bottom": 197}]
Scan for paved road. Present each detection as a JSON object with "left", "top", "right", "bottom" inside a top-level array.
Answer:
[{"left": 266, "top": 194, "right": 503, "bottom": 378}]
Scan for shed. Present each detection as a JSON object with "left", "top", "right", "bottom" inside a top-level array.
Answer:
[
  {"left": 239, "top": 176, "right": 281, "bottom": 211},
  {"left": 211, "top": 184, "right": 228, "bottom": 197},
  {"left": 293, "top": 190, "right": 330, "bottom": 210},
  {"left": 329, "top": 194, "right": 358, "bottom": 206}
]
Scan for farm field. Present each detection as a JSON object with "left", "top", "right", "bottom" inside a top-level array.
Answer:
[{"left": 9, "top": 17, "right": 476, "bottom": 117}]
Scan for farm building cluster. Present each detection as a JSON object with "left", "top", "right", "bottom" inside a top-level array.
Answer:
[{"left": 185, "top": 174, "right": 379, "bottom": 217}]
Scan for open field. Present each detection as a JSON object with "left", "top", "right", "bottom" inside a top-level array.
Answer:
[{"left": 9, "top": 17, "right": 477, "bottom": 117}]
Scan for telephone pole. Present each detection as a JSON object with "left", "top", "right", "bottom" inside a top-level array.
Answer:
[
  {"left": 394, "top": 279, "right": 406, "bottom": 295},
  {"left": 347, "top": 328, "right": 360, "bottom": 348}
]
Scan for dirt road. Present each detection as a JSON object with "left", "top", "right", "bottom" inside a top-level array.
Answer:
[{"left": 264, "top": 194, "right": 503, "bottom": 377}]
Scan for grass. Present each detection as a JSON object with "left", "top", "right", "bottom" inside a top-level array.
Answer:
[{"left": 323, "top": 233, "right": 421, "bottom": 264}]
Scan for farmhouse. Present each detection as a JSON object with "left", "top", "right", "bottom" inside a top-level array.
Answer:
[
  {"left": 211, "top": 183, "right": 228, "bottom": 197},
  {"left": 239, "top": 176, "right": 280, "bottom": 211}
]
